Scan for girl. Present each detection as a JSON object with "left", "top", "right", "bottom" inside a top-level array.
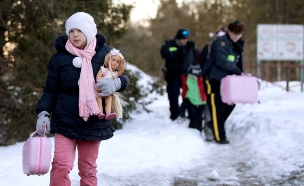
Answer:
[{"left": 35, "top": 12, "right": 129, "bottom": 185}]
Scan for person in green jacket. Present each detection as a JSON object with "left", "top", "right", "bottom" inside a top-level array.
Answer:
[{"left": 179, "top": 62, "right": 207, "bottom": 134}]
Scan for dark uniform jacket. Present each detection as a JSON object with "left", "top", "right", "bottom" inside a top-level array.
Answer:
[
  {"left": 36, "top": 34, "right": 129, "bottom": 141},
  {"left": 161, "top": 39, "right": 199, "bottom": 76},
  {"left": 202, "top": 34, "right": 244, "bottom": 81}
]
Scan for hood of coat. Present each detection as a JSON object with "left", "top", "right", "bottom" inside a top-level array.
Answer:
[{"left": 54, "top": 33, "right": 107, "bottom": 52}]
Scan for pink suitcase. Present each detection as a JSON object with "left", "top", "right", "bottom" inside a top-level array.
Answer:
[
  {"left": 22, "top": 130, "right": 52, "bottom": 176},
  {"left": 220, "top": 75, "right": 259, "bottom": 105}
]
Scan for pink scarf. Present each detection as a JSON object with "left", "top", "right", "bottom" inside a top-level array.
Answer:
[{"left": 65, "top": 38, "right": 100, "bottom": 121}]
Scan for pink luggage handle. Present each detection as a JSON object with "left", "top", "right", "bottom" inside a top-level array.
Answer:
[
  {"left": 241, "top": 73, "right": 262, "bottom": 83},
  {"left": 237, "top": 73, "right": 262, "bottom": 87},
  {"left": 31, "top": 123, "right": 47, "bottom": 137}
]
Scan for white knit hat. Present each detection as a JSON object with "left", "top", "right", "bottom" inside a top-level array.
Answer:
[{"left": 65, "top": 12, "right": 97, "bottom": 47}]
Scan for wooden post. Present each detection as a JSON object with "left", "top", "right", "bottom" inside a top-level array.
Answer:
[
  {"left": 301, "top": 61, "right": 304, "bottom": 92},
  {"left": 285, "top": 61, "right": 290, "bottom": 91}
]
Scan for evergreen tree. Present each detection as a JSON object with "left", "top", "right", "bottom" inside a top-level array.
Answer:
[
  {"left": 120, "top": 0, "right": 304, "bottom": 81},
  {"left": 0, "top": 0, "right": 134, "bottom": 145}
]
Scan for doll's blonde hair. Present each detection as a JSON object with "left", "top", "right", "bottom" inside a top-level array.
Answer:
[{"left": 111, "top": 93, "right": 127, "bottom": 118}]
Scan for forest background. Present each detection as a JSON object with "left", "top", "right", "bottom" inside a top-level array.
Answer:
[{"left": 1, "top": 0, "right": 304, "bottom": 146}]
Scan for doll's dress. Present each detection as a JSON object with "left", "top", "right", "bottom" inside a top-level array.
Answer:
[{"left": 100, "top": 66, "right": 118, "bottom": 79}]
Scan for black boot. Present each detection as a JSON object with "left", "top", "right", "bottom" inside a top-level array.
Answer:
[{"left": 215, "top": 139, "right": 230, "bottom": 144}]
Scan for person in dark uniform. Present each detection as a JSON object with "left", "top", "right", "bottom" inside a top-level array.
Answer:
[
  {"left": 160, "top": 29, "right": 200, "bottom": 126},
  {"left": 202, "top": 21, "right": 245, "bottom": 144}
]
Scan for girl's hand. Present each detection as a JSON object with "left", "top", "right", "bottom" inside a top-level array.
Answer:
[
  {"left": 95, "top": 78, "right": 121, "bottom": 97},
  {"left": 96, "top": 87, "right": 102, "bottom": 93}
]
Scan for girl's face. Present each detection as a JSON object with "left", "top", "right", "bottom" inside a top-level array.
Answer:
[
  {"left": 110, "top": 55, "right": 121, "bottom": 70},
  {"left": 68, "top": 29, "right": 87, "bottom": 49},
  {"left": 228, "top": 30, "right": 242, "bottom": 43}
]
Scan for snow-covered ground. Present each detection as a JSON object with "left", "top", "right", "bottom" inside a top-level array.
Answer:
[{"left": 1, "top": 64, "right": 304, "bottom": 186}]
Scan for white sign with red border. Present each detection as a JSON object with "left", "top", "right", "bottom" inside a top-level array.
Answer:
[{"left": 257, "top": 24, "right": 303, "bottom": 61}]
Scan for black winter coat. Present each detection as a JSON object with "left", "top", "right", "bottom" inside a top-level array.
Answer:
[
  {"left": 160, "top": 39, "right": 199, "bottom": 76},
  {"left": 202, "top": 34, "right": 244, "bottom": 81},
  {"left": 36, "top": 34, "right": 130, "bottom": 141}
]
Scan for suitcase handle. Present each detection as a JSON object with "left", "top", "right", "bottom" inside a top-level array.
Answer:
[{"left": 32, "top": 124, "right": 47, "bottom": 137}]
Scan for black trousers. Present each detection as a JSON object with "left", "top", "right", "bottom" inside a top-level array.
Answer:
[
  {"left": 166, "top": 74, "right": 182, "bottom": 120},
  {"left": 206, "top": 79, "right": 235, "bottom": 141},
  {"left": 180, "top": 98, "right": 204, "bottom": 132}
]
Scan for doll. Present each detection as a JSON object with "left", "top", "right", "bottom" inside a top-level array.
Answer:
[{"left": 96, "top": 48, "right": 125, "bottom": 120}]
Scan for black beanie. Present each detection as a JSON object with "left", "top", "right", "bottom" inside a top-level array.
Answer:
[{"left": 175, "top": 29, "right": 190, "bottom": 39}]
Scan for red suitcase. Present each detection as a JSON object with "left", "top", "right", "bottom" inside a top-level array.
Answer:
[
  {"left": 22, "top": 130, "right": 52, "bottom": 176},
  {"left": 220, "top": 74, "right": 259, "bottom": 105}
]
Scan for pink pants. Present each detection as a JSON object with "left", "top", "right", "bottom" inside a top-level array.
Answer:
[{"left": 50, "top": 133, "right": 101, "bottom": 186}]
